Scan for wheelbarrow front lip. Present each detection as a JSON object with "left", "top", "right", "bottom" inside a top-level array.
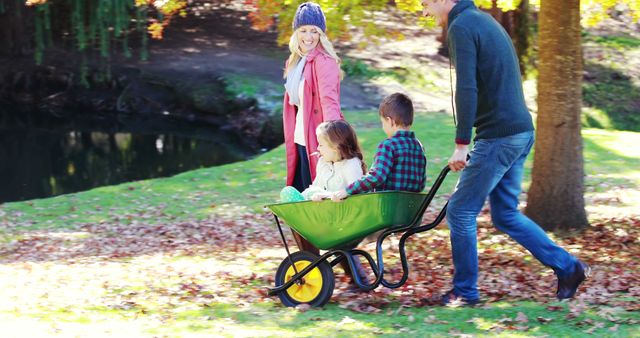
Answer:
[
  {"left": 265, "top": 191, "right": 428, "bottom": 250},
  {"left": 264, "top": 190, "right": 425, "bottom": 208}
]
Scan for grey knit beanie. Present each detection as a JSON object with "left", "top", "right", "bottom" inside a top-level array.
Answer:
[{"left": 292, "top": 2, "right": 326, "bottom": 32}]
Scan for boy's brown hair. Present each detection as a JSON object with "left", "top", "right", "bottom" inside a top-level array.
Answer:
[{"left": 379, "top": 93, "right": 414, "bottom": 127}]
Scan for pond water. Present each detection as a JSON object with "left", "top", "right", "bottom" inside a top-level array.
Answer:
[{"left": 0, "top": 112, "right": 266, "bottom": 203}]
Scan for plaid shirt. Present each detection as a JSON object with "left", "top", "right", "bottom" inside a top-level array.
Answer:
[{"left": 346, "top": 130, "right": 426, "bottom": 195}]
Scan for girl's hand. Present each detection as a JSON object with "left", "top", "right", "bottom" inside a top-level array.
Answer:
[
  {"left": 311, "top": 193, "right": 325, "bottom": 202},
  {"left": 331, "top": 190, "right": 348, "bottom": 202}
]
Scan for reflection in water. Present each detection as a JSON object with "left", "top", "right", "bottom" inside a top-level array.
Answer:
[{"left": 0, "top": 123, "right": 257, "bottom": 203}]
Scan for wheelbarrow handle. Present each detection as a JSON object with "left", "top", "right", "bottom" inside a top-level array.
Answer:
[{"left": 407, "top": 164, "right": 451, "bottom": 228}]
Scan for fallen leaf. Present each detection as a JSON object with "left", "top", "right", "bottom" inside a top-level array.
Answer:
[
  {"left": 516, "top": 311, "right": 529, "bottom": 323},
  {"left": 537, "top": 316, "right": 553, "bottom": 324},
  {"left": 295, "top": 303, "right": 310, "bottom": 313}
]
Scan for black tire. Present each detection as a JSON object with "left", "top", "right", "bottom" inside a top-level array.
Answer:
[{"left": 274, "top": 251, "right": 334, "bottom": 307}]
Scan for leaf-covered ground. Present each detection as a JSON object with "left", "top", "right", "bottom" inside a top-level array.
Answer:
[{"left": 1, "top": 204, "right": 638, "bottom": 336}]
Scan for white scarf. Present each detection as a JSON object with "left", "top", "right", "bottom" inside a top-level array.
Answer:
[{"left": 284, "top": 55, "right": 307, "bottom": 106}]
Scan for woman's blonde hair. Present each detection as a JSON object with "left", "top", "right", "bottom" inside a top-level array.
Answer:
[{"left": 283, "top": 27, "right": 343, "bottom": 79}]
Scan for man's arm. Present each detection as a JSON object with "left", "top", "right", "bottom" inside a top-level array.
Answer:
[
  {"left": 448, "top": 24, "right": 478, "bottom": 145},
  {"left": 448, "top": 24, "right": 477, "bottom": 170}
]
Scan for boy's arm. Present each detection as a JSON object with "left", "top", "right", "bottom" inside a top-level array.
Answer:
[
  {"left": 345, "top": 142, "right": 393, "bottom": 195},
  {"left": 418, "top": 141, "right": 427, "bottom": 191}
]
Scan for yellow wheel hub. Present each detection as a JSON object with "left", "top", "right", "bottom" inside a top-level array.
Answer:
[{"left": 284, "top": 260, "right": 323, "bottom": 303}]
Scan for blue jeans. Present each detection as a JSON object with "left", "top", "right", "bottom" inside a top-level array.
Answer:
[{"left": 446, "top": 131, "right": 577, "bottom": 300}]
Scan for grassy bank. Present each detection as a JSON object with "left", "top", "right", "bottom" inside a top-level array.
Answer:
[{"left": 2, "top": 110, "right": 639, "bottom": 231}]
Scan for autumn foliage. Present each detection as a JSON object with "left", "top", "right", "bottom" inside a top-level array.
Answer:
[
  {"left": 2, "top": 209, "right": 638, "bottom": 314},
  {"left": 243, "top": 0, "right": 640, "bottom": 46}
]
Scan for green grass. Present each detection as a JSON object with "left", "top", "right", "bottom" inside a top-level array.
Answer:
[
  {"left": 341, "top": 58, "right": 386, "bottom": 79},
  {"left": 341, "top": 58, "right": 446, "bottom": 96},
  {"left": 582, "top": 63, "right": 640, "bottom": 132},
  {"left": 14, "top": 300, "right": 636, "bottom": 337},
  {"left": 2, "top": 110, "right": 640, "bottom": 231},
  {"left": 147, "top": 302, "right": 638, "bottom": 337},
  {"left": 223, "top": 73, "right": 284, "bottom": 112},
  {"left": 581, "top": 31, "right": 640, "bottom": 132},
  {"left": 584, "top": 33, "right": 640, "bottom": 50},
  {"left": 583, "top": 129, "right": 640, "bottom": 182}
]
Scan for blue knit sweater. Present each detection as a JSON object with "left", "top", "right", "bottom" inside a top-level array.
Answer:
[{"left": 447, "top": 0, "right": 533, "bottom": 144}]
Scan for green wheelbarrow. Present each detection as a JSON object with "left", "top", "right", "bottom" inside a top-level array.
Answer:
[{"left": 265, "top": 165, "right": 452, "bottom": 307}]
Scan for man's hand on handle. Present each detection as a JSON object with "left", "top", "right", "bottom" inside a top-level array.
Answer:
[{"left": 448, "top": 144, "right": 469, "bottom": 172}]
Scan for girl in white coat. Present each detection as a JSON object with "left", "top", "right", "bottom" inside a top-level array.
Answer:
[{"left": 281, "top": 120, "right": 366, "bottom": 202}]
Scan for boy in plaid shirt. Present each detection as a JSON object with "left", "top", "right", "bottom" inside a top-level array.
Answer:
[{"left": 333, "top": 93, "right": 426, "bottom": 200}]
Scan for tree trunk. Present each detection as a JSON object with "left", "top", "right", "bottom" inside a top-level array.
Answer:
[{"left": 525, "top": 0, "right": 588, "bottom": 231}]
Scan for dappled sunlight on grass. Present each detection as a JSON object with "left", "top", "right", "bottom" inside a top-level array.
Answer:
[
  {"left": 583, "top": 128, "right": 640, "bottom": 163},
  {"left": 583, "top": 106, "right": 615, "bottom": 130},
  {"left": 0, "top": 248, "right": 285, "bottom": 336},
  {"left": 579, "top": 128, "right": 640, "bottom": 219},
  {"left": 158, "top": 303, "right": 388, "bottom": 337},
  {"left": 0, "top": 261, "right": 117, "bottom": 313},
  {"left": 586, "top": 187, "right": 640, "bottom": 219},
  {"left": 0, "top": 316, "right": 151, "bottom": 337}
]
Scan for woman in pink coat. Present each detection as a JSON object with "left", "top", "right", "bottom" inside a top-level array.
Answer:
[{"left": 282, "top": 2, "right": 344, "bottom": 253}]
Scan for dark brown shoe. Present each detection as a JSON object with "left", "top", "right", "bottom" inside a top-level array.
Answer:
[
  {"left": 441, "top": 289, "right": 481, "bottom": 307},
  {"left": 557, "top": 261, "right": 591, "bottom": 300}
]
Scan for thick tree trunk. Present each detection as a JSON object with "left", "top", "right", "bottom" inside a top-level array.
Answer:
[{"left": 525, "top": 0, "right": 588, "bottom": 231}]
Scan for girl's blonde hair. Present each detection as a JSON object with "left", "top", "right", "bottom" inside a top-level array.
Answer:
[
  {"left": 283, "top": 27, "right": 343, "bottom": 79},
  {"left": 316, "top": 120, "right": 367, "bottom": 174}
]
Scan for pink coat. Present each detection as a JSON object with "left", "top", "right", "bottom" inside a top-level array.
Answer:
[{"left": 283, "top": 47, "right": 344, "bottom": 186}]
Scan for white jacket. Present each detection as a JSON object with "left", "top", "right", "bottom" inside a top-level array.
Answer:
[{"left": 301, "top": 157, "right": 364, "bottom": 199}]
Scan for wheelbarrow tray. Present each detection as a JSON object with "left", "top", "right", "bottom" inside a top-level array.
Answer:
[{"left": 266, "top": 191, "right": 426, "bottom": 250}]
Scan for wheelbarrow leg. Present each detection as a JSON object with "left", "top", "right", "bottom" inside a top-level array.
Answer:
[
  {"left": 340, "top": 255, "right": 368, "bottom": 285},
  {"left": 291, "top": 230, "right": 319, "bottom": 255},
  {"left": 274, "top": 215, "right": 300, "bottom": 276},
  {"left": 338, "top": 249, "right": 380, "bottom": 292}
]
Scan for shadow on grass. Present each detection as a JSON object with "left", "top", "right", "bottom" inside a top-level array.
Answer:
[{"left": 583, "top": 62, "right": 640, "bottom": 132}]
